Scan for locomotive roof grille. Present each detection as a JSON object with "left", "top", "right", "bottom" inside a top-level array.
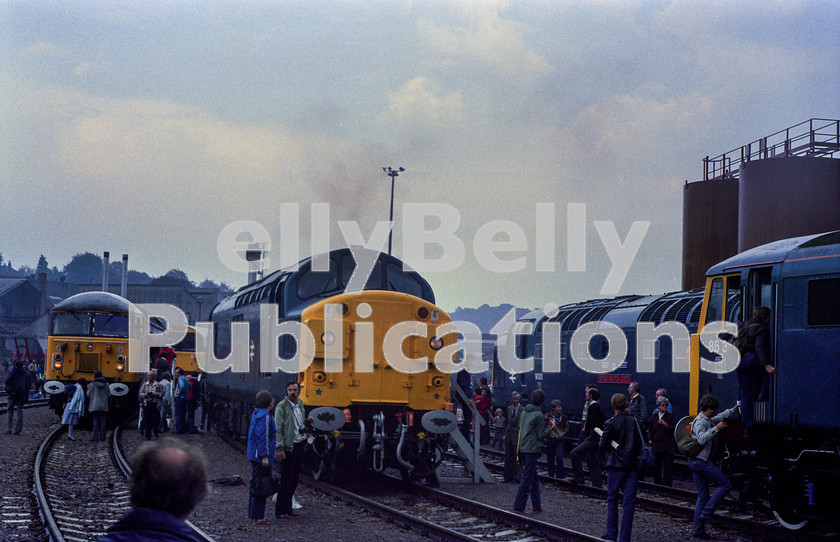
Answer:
[
  {"left": 563, "top": 308, "right": 592, "bottom": 330},
  {"left": 674, "top": 296, "right": 703, "bottom": 322},
  {"left": 638, "top": 300, "right": 668, "bottom": 322}
]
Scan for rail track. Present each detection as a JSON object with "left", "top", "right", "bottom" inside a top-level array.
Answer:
[
  {"left": 34, "top": 421, "right": 215, "bottom": 542},
  {"left": 472, "top": 447, "right": 820, "bottom": 541},
  {"left": 308, "top": 472, "right": 604, "bottom": 542},
  {"left": 0, "top": 397, "right": 51, "bottom": 415},
  {"left": 219, "top": 432, "right": 602, "bottom": 541}
]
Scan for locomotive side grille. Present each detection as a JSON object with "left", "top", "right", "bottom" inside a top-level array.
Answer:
[
  {"left": 638, "top": 300, "right": 667, "bottom": 322},
  {"left": 77, "top": 352, "right": 100, "bottom": 372}
]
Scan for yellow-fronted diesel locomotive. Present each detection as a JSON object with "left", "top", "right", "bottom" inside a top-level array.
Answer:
[
  {"left": 43, "top": 292, "right": 138, "bottom": 416},
  {"left": 206, "top": 248, "right": 457, "bottom": 482},
  {"left": 43, "top": 291, "right": 202, "bottom": 418}
]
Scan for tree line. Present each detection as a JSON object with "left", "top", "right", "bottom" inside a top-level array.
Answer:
[{"left": 0, "top": 251, "right": 232, "bottom": 292}]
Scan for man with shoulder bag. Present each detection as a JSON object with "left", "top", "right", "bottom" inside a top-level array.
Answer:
[{"left": 599, "top": 393, "right": 643, "bottom": 542}]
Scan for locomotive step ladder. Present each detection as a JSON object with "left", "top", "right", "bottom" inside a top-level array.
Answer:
[{"left": 437, "top": 385, "right": 495, "bottom": 484}]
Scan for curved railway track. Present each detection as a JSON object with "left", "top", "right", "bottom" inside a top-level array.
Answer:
[{"left": 34, "top": 421, "right": 215, "bottom": 542}]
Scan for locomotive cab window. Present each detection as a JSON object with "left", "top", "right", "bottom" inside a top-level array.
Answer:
[
  {"left": 172, "top": 331, "right": 196, "bottom": 351},
  {"left": 297, "top": 258, "right": 339, "bottom": 299},
  {"left": 808, "top": 277, "right": 840, "bottom": 326},
  {"left": 340, "top": 254, "right": 383, "bottom": 290},
  {"left": 748, "top": 267, "right": 773, "bottom": 315},
  {"left": 705, "top": 278, "right": 724, "bottom": 323},
  {"left": 385, "top": 262, "right": 422, "bottom": 297},
  {"left": 93, "top": 313, "right": 128, "bottom": 337},
  {"left": 52, "top": 312, "right": 91, "bottom": 336}
]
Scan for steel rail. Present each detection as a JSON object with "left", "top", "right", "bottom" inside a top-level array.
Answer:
[
  {"left": 0, "top": 397, "right": 51, "bottom": 415},
  {"left": 33, "top": 424, "right": 68, "bottom": 542},
  {"left": 304, "top": 476, "right": 482, "bottom": 541},
  {"left": 111, "top": 421, "right": 216, "bottom": 542},
  {"left": 378, "top": 472, "right": 603, "bottom": 542},
  {"left": 471, "top": 450, "right": 811, "bottom": 541}
]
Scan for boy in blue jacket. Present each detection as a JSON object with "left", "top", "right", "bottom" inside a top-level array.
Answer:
[{"left": 247, "top": 390, "right": 276, "bottom": 524}]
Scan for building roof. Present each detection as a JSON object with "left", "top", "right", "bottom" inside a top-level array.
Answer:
[{"left": 0, "top": 278, "right": 30, "bottom": 298}]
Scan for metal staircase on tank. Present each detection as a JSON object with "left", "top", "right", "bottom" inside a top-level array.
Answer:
[{"left": 437, "top": 384, "right": 496, "bottom": 483}]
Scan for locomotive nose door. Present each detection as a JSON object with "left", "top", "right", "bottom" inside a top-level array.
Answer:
[{"left": 351, "top": 298, "right": 415, "bottom": 406}]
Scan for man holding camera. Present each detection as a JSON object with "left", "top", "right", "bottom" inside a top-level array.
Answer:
[{"left": 274, "top": 380, "right": 313, "bottom": 519}]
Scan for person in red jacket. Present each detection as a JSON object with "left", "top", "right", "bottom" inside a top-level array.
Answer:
[{"left": 472, "top": 388, "right": 492, "bottom": 445}]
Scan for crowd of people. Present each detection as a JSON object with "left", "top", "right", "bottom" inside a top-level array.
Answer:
[
  {"left": 6, "top": 306, "right": 777, "bottom": 540},
  {"left": 455, "top": 375, "right": 742, "bottom": 542}
]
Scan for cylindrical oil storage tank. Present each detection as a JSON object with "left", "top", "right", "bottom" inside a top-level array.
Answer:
[
  {"left": 739, "top": 157, "right": 840, "bottom": 252},
  {"left": 682, "top": 178, "right": 739, "bottom": 290}
]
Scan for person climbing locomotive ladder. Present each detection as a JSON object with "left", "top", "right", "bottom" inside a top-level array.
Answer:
[
  {"left": 734, "top": 306, "right": 776, "bottom": 430},
  {"left": 688, "top": 394, "right": 740, "bottom": 539}
]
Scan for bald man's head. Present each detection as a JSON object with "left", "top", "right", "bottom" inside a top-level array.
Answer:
[{"left": 130, "top": 438, "right": 208, "bottom": 518}]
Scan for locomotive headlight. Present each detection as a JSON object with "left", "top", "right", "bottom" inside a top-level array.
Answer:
[
  {"left": 429, "top": 336, "right": 444, "bottom": 350},
  {"left": 116, "top": 363, "right": 125, "bottom": 372},
  {"left": 87, "top": 342, "right": 94, "bottom": 350},
  {"left": 53, "top": 358, "right": 62, "bottom": 370},
  {"left": 417, "top": 307, "right": 429, "bottom": 320},
  {"left": 117, "top": 355, "right": 126, "bottom": 364},
  {"left": 321, "top": 331, "right": 335, "bottom": 346},
  {"left": 53, "top": 352, "right": 63, "bottom": 362}
]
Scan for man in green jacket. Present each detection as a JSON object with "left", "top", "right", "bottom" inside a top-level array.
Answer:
[
  {"left": 274, "top": 380, "right": 312, "bottom": 519},
  {"left": 513, "top": 389, "right": 555, "bottom": 513}
]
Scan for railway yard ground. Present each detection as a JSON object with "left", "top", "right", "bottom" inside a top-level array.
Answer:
[{"left": 0, "top": 405, "right": 827, "bottom": 542}]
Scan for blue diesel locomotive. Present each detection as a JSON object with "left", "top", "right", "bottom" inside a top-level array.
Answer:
[{"left": 494, "top": 231, "right": 840, "bottom": 530}]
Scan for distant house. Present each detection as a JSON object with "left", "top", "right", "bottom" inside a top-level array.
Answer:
[
  {"left": 0, "top": 278, "right": 46, "bottom": 361},
  {"left": 0, "top": 278, "right": 42, "bottom": 335}
]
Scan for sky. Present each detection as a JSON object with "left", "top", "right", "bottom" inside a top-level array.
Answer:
[{"left": 2, "top": 0, "right": 838, "bottom": 313}]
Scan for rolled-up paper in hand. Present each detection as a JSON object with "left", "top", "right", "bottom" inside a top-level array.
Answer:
[{"left": 594, "top": 427, "right": 619, "bottom": 449}]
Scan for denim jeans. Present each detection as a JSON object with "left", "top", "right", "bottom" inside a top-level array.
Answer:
[
  {"left": 689, "top": 458, "right": 732, "bottom": 534},
  {"left": 604, "top": 469, "right": 639, "bottom": 542},
  {"left": 91, "top": 411, "right": 107, "bottom": 441},
  {"left": 6, "top": 397, "right": 24, "bottom": 433},
  {"left": 513, "top": 452, "right": 541, "bottom": 511},
  {"left": 545, "top": 438, "right": 565, "bottom": 478},
  {"left": 174, "top": 397, "right": 187, "bottom": 434},
  {"left": 570, "top": 438, "right": 601, "bottom": 486}
]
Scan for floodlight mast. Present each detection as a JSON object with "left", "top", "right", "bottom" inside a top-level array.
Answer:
[{"left": 382, "top": 166, "right": 404, "bottom": 255}]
